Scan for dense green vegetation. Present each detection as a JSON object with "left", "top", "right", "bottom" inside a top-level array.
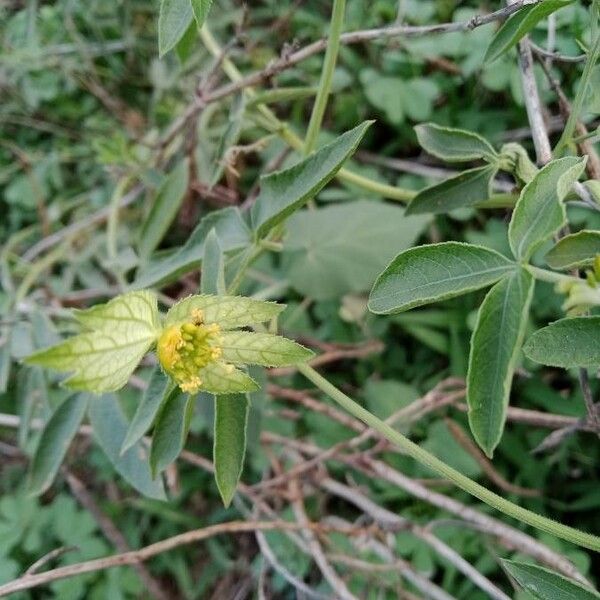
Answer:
[{"left": 1, "top": 0, "right": 600, "bottom": 598}]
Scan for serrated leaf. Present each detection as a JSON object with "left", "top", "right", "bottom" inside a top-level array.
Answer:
[
  {"left": 214, "top": 394, "right": 248, "bottom": 507},
  {"left": 545, "top": 230, "right": 600, "bottom": 270},
  {"left": 283, "top": 200, "right": 429, "bottom": 300},
  {"left": 467, "top": 268, "right": 534, "bottom": 457},
  {"left": 28, "top": 394, "right": 88, "bottom": 496},
  {"left": 190, "top": 0, "right": 212, "bottom": 26},
  {"left": 26, "top": 292, "right": 160, "bottom": 393},
  {"left": 158, "top": 0, "right": 194, "bottom": 57},
  {"left": 150, "top": 389, "right": 194, "bottom": 476},
  {"left": 139, "top": 159, "right": 189, "bottom": 260},
  {"left": 219, "top": 332, "right": 313, "bottom": 366},
  {"left": 509, "top": 157, "right": 586, "bottom": 261},
  {"left": 133, "top": 207, "right": 251, "bottom": 289},
  {"left": 406, "top": 164, "right": 498, "bottom": 215},
  {"left": 369, "top": 242, "right": 516, "bottom": 314},
  {"left": 198, "top": 362, "right": 258, "bottom": 394},
  {"left": 200, "top": 229, "right": 226, "bottom": 295},
  {"left": 524, "top": 317, "right": 600, "bottom": 368},
  {"left": 165, "top": 294, "right": 285, "bottom": 329},
  {"left": 502, "top": 560, "right": 600, "bottom": 600},
  {"left": 89, "top": 394, "right": 166, "bottom": 499},
  {"left": 121, "top": 368, "right": 173, "bottom": 455},
  {"left": 415, "top": 123, "right": 498, "bottom": 162},
  {"left": 484, "top": 0, "right": 575, "bottom": 63},
  {"left": 251, "top": 121, "right": 372, "bottom": 237}
]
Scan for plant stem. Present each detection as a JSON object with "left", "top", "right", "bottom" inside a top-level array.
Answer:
[
  {"left": 554, "top": 5, "right": 600, "bottom": 154},
  {"left": 303, "top": 0, "right": 346, "bottom": 156},
  {"left": 526, "top": 265, "right": 580, "bottom": 285},
  {"left": 297, "top": 363, "right": 600, "bottom": 551},
  {"left": 200, "top": 25, "right": 414, "bottom": 203}
]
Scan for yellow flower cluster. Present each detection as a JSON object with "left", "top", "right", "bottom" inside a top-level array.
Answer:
[{"left": 157, "top": 309, "right": 223, "bottom": 393}]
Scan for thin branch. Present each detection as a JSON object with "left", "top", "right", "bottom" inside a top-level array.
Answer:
[{"left": 579, "top": 368, "right": 600, "bottom": 433}]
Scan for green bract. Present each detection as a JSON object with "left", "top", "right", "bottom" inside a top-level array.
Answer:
[{"left": 25, "top": 291, "right": 313, "bottom": 395}]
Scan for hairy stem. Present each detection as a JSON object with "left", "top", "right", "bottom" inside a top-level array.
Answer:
[
  {"left": 297, "top": 363, "right": 600, "bottom": 552},
  {"left": 304, "top": 0, "right": 346, "bottom": 155}
]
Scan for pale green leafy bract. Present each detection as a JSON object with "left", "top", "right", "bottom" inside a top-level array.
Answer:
[
  {"left": 158, "top": 0, "right": 194, "bottom": 57},
  {"left": 545, "top": 230, "right": 600, "bottom": 270},
  {"left": 484, "top": 0, "right": 575, "bottom": 63},
  {"left": 26, "top": 291, "right": 160, "bottom": 393},
  {"left": 523, "top": 317, "right": 600, "bottom": 368},
  {"left": 214, "top": 394, "right": 249, "bottom": 507},
  {"left": 165, "top": 294, "right": 285, "bottom": 329},
  {"left": 219, "top": 332, "right": 313, "bottom": 366},
  {"left": 368, "top": 242, "right": 516, "bottom": 314},
  {"left": 509, "top": 157, "right": 586, "bottom": 261},
  {"left": 251, "top": 121, "right": 372, "bottom": 237},
  {"left": 467, "top": 268, "right": 534, "bottom": 457},
  {"left": 28, "top": 394, "right": 89, "bottom": 496},
  {"left": 502, "top": 560, "right": 600, "bottom": 600},
  {"left": 415, "top": 123, "right": 498, "bottom": 162},
  {"left": 405, "top": 164, "right": 498, "bottom": 215},
  {"left": 198, "top": 362, "right": 258, "bottom": 394}
]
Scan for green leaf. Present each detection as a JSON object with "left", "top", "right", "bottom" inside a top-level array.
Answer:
[
  {"left": 28, "top": 394, "right": 88, "bottom": 496},
  {"left": 165, "top": 294, "right": 285, "bottom": 329},
  {"left": 219, "top": 332, "right": 313, "bottom": 366},
  {"left": 150, "top": 389, "right": 194, "bottom": 476},
  {"left": 467, "top": 268, "right": 534, "bottom": 457},
  {"left": 405, "top": 164, "right": 498, "bottom": 215},
  {"left": 199, "top": 362, "right": 258, "bottom": 395},
  {"left": 214, "top": 394, "right": 249, "bottom": 507},
  {"left": 369, "top": 242, "right": 516, "bottom": 314},
  {"left": 133, "top": 207, "right": 251, "bottom": 289},
  {"left": 138, "top": 159, "right": 189, "bottom": 260},
  {"left": 121, "top": 368, "right": 173, "bottom": 455},
  {"left": 251, "top": 121, "right": 372, "bottom": 237},
  {"left": 89, "top": 394, "right": 166, "bottom": 499},
  {"left": 26, "top": 292, "right": 160, "bottom": 393},
  {"left": 158, "top": 0, "right": 194, "bottom": 57},
  {"left": 484, "top": 0, "right": 575, "bottom": 63},
  {"left": 524, "top": 317, "right": 600, "bottom": 368},
  {"left": 509, "top": 157, "right": 586, "bottom": 261},
  {"left": 502, "top": 560, "right": 600, "bottom": 600},
  {"left": 415, "top": 123, "right": 498, "bottom": 162},
  {"left": 190, "top": 0, "right": 212, "bottom": 26},
  {"left": 200, "top": 229, "right": 226, "bottom": 295},
  {"left": 283, "top": 200, "right": 429, "bottom": 300},
  {"left": 545, "top": 230, "right": 600, "bottom": 270},
  {"left": 283, "top": 200, "right": 430, "bottom": 300}
]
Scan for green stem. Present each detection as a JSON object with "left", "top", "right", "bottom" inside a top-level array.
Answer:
[
  {"left": 303, "top": 0, "right": 346, "bottom": 156},
  {"left": 526, "top": 265, "right": 580, "bottom": 285},
  {"left": 554, "top": 6, "right": 600, "bottom": 154},
  {"left": 298, "top": 363, "right": 600, "bottom": 552},
  {"left": 200, "top": 24, "right": 414, "bottom": 203}
]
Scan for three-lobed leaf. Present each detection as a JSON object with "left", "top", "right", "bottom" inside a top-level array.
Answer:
[
  {"left": 509, "top": 157, "right": 586, "bottom": 261},
  {"left": 524, "top": 317, "right": 600, "bottom": 368},
  {"left": 415, "top": 123, "right": 498, "bottom": 163},
  {"left": 28, "top": 394, "right": 89, "bottom": 496},
  {"left": 545, "top": 230, "right": 600, "bottom": 270},
  {"left": 165, "top": 294, "right": 285, "bottom": 329},
  {"left": 369, "top": 242, "right": 516, "bottom": 314},
  {"left": 467, "top": 268, "right": 534, "bottom": 457},
  {"left": 214, "top": 394, "right": 249, "bottom": 507},
  {"left": 405, "top": 164, "right": 498, "bottom": 215},
  {"left": 219, "top": 332, "right": 313, "bottom": 366},
  {"left": 251, "top": 121, "right": 372, "bottom": 237},
  {"left": 26, "top": 291, "right": 160, "bottom": 393},
  {"left": 484, "top": 0, "right": 575, "bottom": 63},
  {"left": 502, "top": 560, "right": 600, "bottom": 600},
  {"left": 89, "top": 394, "right": 166, "bottom": 499}
]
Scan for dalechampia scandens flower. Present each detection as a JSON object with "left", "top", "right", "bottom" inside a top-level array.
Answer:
[{"left": 26, "top": 291, "right": 313, "bottom": 394}]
